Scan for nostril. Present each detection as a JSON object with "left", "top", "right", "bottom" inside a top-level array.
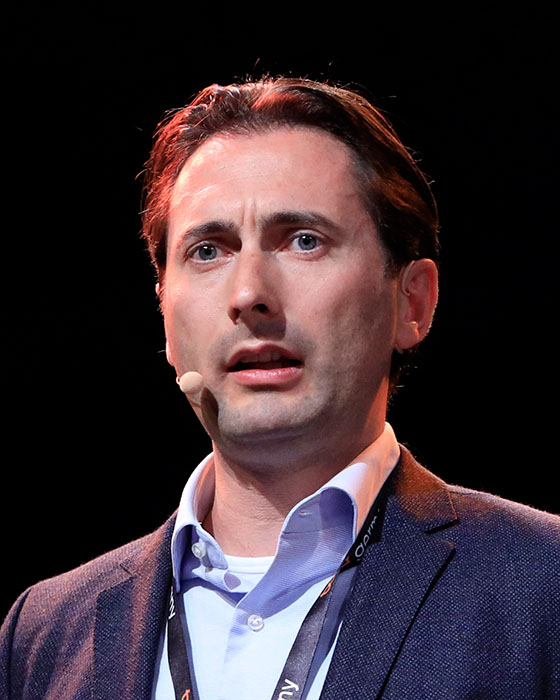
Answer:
[{"left": 229, "top": 302, "right": 270, "bottom": 324}]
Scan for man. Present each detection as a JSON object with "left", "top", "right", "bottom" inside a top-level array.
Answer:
[{"left": 2, "top": 78, "right": 559, "bottom": 699}]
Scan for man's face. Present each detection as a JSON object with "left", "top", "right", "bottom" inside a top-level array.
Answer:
[{"left": 163, "top": 127, "right": 401, "bottom": 458}]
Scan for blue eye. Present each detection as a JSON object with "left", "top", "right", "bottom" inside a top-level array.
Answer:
[
  {"left": 196, "top": 244, "right": 218, "bottom": 261},
  {"left": 295, "top": 234, "right": 317, "bottom": 251}
]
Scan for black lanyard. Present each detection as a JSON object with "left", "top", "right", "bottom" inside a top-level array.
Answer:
[{"left": 167, "top": 480, "right": 389, "bottom": 700}]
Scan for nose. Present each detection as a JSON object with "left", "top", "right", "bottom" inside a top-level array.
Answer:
[{"left": 227, "top": 249, "right": 281, "bottom": 324}]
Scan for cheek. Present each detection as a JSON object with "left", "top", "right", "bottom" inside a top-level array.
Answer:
[
  {"left": 163, "top": 283, "right": 218, "bottom": 366},
  {"left": 314, "top": 280, "right": 396, "bottom": 371},
  {"left": 325, "top": 271, "right": 395, "bottom": 329}
]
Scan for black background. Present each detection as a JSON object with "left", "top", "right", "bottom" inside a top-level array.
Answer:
[{"left": 2, "top": 7, "right": 558, "bottom": 618}]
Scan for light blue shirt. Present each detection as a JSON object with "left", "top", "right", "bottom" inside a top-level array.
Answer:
[{"left": 153, "top": 423, "right": 400, "bottom": 700}]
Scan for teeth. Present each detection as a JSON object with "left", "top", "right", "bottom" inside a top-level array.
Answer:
[
  {"left": 253, "top": 352, "right": 270, "bottom": 363},
  {"left": 240, "top": 350, "right": 284, "bottom": 364}
]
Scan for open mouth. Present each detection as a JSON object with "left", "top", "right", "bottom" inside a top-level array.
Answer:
[{"left": 228, "top": 351, "right": 302, "bottom": 372}]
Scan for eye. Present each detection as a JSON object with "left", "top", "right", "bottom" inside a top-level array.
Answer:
[
  {"left": 189, "top": 242, "right": 221, "bottom": 263},
  {"left": 291, "top": 233, "right": 319, "bottom": 252},
  {"left": 196, "top": 243, "right": 218, "bottom": 261}
]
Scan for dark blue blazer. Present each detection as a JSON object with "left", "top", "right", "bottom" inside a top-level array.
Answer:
[{"left": 2, "top": 448, "right": 559, "bottom": 699}]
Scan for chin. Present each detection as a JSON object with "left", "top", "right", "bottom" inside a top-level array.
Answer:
[
  {"left": 215, "top": 392, "right": 339, "bottom": 448},
  {"left": 216, "top": 413, "right": 304, "bottom": 445},
  {"left": 216, "top": 393, "right": 295, "bottom": 430}
]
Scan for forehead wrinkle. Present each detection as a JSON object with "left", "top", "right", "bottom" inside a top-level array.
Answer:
[
  {"left": 170, "top": 179, "right": 221, "bottom": 214},
  {"left": 240, "top": 198, "right": 258, "bottom": 232}
]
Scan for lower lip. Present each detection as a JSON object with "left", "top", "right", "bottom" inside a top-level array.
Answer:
[{"left": 228, "top": 365, "right": 303, "bottom": 388}]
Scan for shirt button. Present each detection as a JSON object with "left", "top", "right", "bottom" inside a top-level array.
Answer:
[
  {"left": 247, "top": 614, "right": 264, "bottom": 631},
  {"left": 191, "top": 541, "right": 207, "bottom": 559}
]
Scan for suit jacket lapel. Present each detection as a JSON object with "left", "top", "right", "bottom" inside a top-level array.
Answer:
[
  {"left": 93, "top": 515, "right": 176, "bottom": 700},
  {"left": 320, "top": 448, "right": 458, "bottom": 700},
  {"left": 89, "top": 450, "right": 456, "bottom": 699}
]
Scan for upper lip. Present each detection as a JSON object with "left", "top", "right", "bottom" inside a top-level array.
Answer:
[{"left": 226, "top": 344, "right": 303, "bottom": 370}]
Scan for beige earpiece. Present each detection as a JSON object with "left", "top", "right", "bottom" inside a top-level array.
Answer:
[{"left": 177, "top": 371, "right": 204, "bottom": 396}]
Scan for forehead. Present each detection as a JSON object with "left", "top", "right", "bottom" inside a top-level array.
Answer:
[{"left": 168, "top": 127, "right": 371, "bottom": 233}]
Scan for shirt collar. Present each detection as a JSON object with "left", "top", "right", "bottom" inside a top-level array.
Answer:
[
  {"left": 312, "top": 421, "right": 400, "bottom": 535},
  {"left": 171, "top": 422, "right": 400, "bottom": 588}
]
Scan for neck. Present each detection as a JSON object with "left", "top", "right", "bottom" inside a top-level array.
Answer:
[{"left": 203, "top": 429, "right": 383, "bottom": 556}]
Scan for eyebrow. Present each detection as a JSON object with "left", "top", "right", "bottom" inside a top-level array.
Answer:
[
  {"left": 260, "top": 210, "right": 342, "bottom": 234},
  {"left": 177, "top": 210, "right": 342, "bottom": 248},
  {"left": 175, "top": 220, "right": 236, "bottom": 252}
]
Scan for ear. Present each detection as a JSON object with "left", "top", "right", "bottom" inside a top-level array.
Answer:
[
  {"left": 157, "top": 282, "right": 173, "bottom": 366},
  {"left": 394, "top": 259, "right": 439, "bottom": 352},
  {"left": 165, "top": 339, "right": 175, "bottom": 367},
  {"left": 155, "top": 282, "right": 165, "bottom": 312}
]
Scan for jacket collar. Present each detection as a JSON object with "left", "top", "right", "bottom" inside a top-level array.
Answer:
[{"left": 320, "top": 446, "right": 458, "bottom": 699}]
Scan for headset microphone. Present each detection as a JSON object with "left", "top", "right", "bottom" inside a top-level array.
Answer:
[{"left": 178, "top": 371, "right": 204, "bottom": 396}]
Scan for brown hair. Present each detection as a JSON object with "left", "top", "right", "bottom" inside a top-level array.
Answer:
[{"left": 141, "top": 77, "right": 440, "bottom": 389}]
